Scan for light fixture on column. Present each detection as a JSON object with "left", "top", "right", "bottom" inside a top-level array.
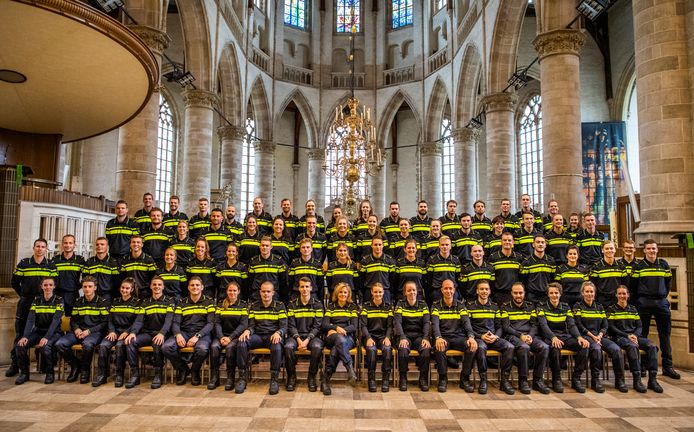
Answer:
[
  {"left": 322, "top": 0, "right": 383, "bottom": 217},
  {"left": 95, "top": 0, "right": 124, "bottom": 12},
  {"left": 576, "top": 0, "right": 610, "bottom": 21},
  {"left": 466, "top": 112, "right": 484, "bottom": 129},
  {"left": 507, "top": 69, "right": 529, "bottom": 90}
]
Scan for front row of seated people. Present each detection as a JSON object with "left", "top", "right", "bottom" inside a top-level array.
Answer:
[{"left": 13, "top": 275, "right": 664, "bottom": 396}]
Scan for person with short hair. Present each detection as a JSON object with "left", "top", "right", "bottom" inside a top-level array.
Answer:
[
  {"left": 360, "top": 283, "right": 394, "bottom": 392},
  {"left": 223, "top": 205, "right": 243, "bottom": 238},
  {"left": 544, "top": 213, "right": 572, "bottom": 264},
  {"left": 420, "top": 219, "right": 443, "bottom": 260},
  {"left": 154, "top": 247, "right": 187, "bottom": 301},
  {"left": 496, "top": 198, "right": 520, "bottom": 232},
  {"left": 471, "top": 200, "right": 492, "bottom": 236},
  {"left": 294, "top": 214, "right": 328, "bottom": 264},
  {"left": 488, "top": 232, "right": 523, "bottom": 305},
  {"left": 215, "top": 243, "right": 249, "bottom": 301},
  {"left": 426, "top": 236, "right": 461, "bottom": 304},
  {"left": 188, "top": 197, "right": 211, "bottom": 239},
  {"left": 394, "top": 281, "right": 432, "bottom": 391},
  {"left": 355, "top": 214, "right": 385, "bottom": 262},
  {"left": 577, "top": 213, "right": 605, "bottom": 265},
  {"left": 133, "top": 192, "right": 154, "bottom": 231},
  {"left": 14, "top": 277, "right": 63, "bottom": 385},
  {"left": 141, "top": 207, "right": 170, "bottom": 265},
  {"left": 185, "top": 238, "right": 218, "bottom": 299},
  {"left": 237, "top": 215, "right": 262, "bottom": 263},
  {"left": 514, "top": 194, "right": 543, "bottom": 230},
  {"left": 247, "top": 236, "right": 288, "bottom": 302},
  {"left": 514, "top": 211, "right": 541, "bottom": 257},
  {"left": 163, "top": 195, "right": 188, "bottom": 231},
  {"left": 82, "top": 237, "right": 120, "bottom": 300},
  {"left": 520, "top": 235, "right": 556, "bottom": 304},
  {"left": 170, "top": 219, "right": 195, "bottom": 266},
  {"left": 245, "top": 196, "right": 273, "bottom": 235},
  {"left": 553, "top": 245, "right": 589, "bottom": 308},
  {"left": 359, "top": 235, "right": 396, "bottom": 303},
  {"left": 326, "top": 242, "right": 359, "bottom": 297},
  {"left": 451, "top": 213, "right": 484, "bottom": 265},
  {"left": 439, "top": 200, "right": 460, "bottom": 237},
  {"left": 298, "top": 199, "right": 326, "bottom": 237},
  {"left": 409, "top": 200, "right": 432, "bottom": 242},
  {"left": 458, "top": 244, "right": 494, "bottom": 302},
  {"left": 119, "top": 235, "right": 156, "bottom": 298},
  {"left": 589, "top": 240, "right": 626, "bottom": 307},
  {"left": 395, "top": 238, "right": 427, "bottom": 302},
  {"left": 380, "top": 201, "right": 402, "bottom": 243},
  {"left": 288, "top": 238, "right": 324, "bottom": 300},
  {"left": 106, "top": 200, "right": 139, "bottom": 260},
  {"left": 200, "top": 208, "right": 233, "bottom": 262},
  {"left": 278, "top": 198, "right": 300, "bottom": 241},
  {"left": 52, "top": 234, "right": 85, "bottom": 317}
]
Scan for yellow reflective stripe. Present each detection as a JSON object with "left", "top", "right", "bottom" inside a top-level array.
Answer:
[
  {"left": 361, "top": 265, "right": 393, "bottom": 273},
  {"left": 574, "top": 310, "right": 606, "bottom": 319},
  {"left": 143, "top": 233, "right": 170, "bottom": 241},
  {"left": 544, "top": 315, "right": 567, "bottom": 323},
  {"left": 121, "top": 263, "right": 156, "bottom": 271},
  {"left": 217, "top": 309, "right": 248, "bottom": 317},
  {"left": 144, "top": 306, "right": 171, "bottom": 315},
  {"left": 361, "top": 311, "right": 392, "bottom": 318},
  {"left": 110, "top": 306, "right": 141, "bottom": 313},
  {"left": 54, "top": 264, "right": 82, "bottom": 271},
  {"left": 427, "top": 265, "right": 458, "bottom": 272},
  {"left": 636, "top": 269, "right": 671, "bottom": 277},
  {"left": 493, "top": 263, "right": 521, "bottom": 270},
  {"left": 31, "top": 305, "right": 63, "bottom": 313},
  {"left": 106, "top": 227, "right": 138, "bottom": 235},
  {"left": 397, "top": 310, "right": 425, "bottom": 317},
  {"left": 180, "top": 307, "right": 213, "bottom": 316},
  {"left": 288, "top": 311, "right": 323, "bottom": 318},
  {"left": 467, "top": 311, "right": 496, "bottom": 319},
  {"left": 252, "top": 313, "right": 287, "bottom": 320},
  {"left": 396, "top": 266, "right": 425, "bottom": 274},
  {"left": 326, "top": 310, "right": 357, "bottom": 318},
  {"left": 249, "top": 265, "right": 284, "bottom": 273}
]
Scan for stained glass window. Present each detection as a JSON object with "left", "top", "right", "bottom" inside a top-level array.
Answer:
[
  {"left": 336, "top": 0, "right": 360, "bottom": 33},
  {"left": 441, "top": 118, "right": 455, "bottom": 212},
  {"left": 392, "top": 0, "right": 413, "bottom": 28},
  {"left": 240, "top": 118, "right": 256, "bottom": 217},
  {"left": 156, "top": 95, "right": 174, "bottom": 212},
  {"left": 518, "top": 95, "right": 543, "bottom": 210},
  {"left": 284, "top": 0, "right": 307, "bottom": 29}
]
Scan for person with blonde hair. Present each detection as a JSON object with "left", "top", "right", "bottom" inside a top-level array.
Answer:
[{"left": 320, "top": 282, "right": 359, "bottom": 395}]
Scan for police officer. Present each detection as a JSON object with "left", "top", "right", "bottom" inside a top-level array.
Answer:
[
  {"left": 360, "top": 283, "right": 394, "bottom": 392},
  {"left": 208, "top": 281, "right": 248, "bottom": 391},
  {"left": 188, "top": 197, "right": 211, "bottom": 240},
  {"left": 105, "top": 200, "right": 139, "bottom": 260},
  {"left": 52, "top": 234, "right": 85, "bottom": 316},
  {"left": 394, "top": 281, "right": 431, "bottom": 391},
  {"left": 163, "top": 195, "right": 188, "bottom": 231},
  {"left": 82, "top": 237, "right": 120, "bottom": 300},
  {"left": 133, "top": 192, "right": 154, "bottom": 231}
]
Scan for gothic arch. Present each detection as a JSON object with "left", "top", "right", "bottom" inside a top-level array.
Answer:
[
  {"left": 488, "top": 0, "right": 527, "bottom": 93},
  {"left": 217, "top": 43, "right": 243, "bottom": 127},
  {"left": 247, "top": 77, "right": 271, "bottom": 139},
  {"left": 455, "top": 43, "right": 484, "bottom": 128},
  {"left": 377, "top": 90, "right": 422, "bottom": 147},
  {"left": 425, "top": 77, "right": 451, "bottom": 142},
  {"left": 275, "top": 89, "right": 319, "bottom": 148},
  {"left": 320, "top": 91, "right": 353, "bottom": 146},
  {"left": 177, "top": 0, "right": 213, "bottom": 91}
]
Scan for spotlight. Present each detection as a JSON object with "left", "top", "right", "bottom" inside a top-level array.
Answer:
[
  {"left": 175, "top": 71, "right": 196, "bottom": 88},
  {"left": 466, "top": 114, "right": 484, "bottom": 129},
  {"left": 507, "top": 70, "right": 529, "bottom": 90},
  {"left": 95, "top": 0, "right": 124, "bottom": 12},
  {"left": 576, "top": 0, "right": 609, "bottom": 21}
]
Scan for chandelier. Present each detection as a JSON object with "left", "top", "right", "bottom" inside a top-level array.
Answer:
[{"left": 323, "top": 1, "right": 383, "bottom": 217}]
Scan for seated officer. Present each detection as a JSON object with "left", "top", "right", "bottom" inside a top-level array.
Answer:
[
  {"left": 236, "top": 281, "right": 287, "bottom": 395},
  {"left": 284, "top": 277, "right": 324, "bottom": 392},
  {"left": 500, "top": 282, "right": 550, "bottom": 394},
  {"left": 14, "top": 277, "right": 63, "bottom": 385},
  {"left": 162, "top": 277, "right": 215, "bottom": 386},
  {"left": 360, "top": 283, "right": 394, "bottom": 393},
  {"left": 394, "top": 281, "right": 432, "bottom": 391},
  {"left": 56, "top": 276, "right": 109, "bottom": 384},
  {"left": 431, "top": 279, "right": 477, "bottom": 393}
]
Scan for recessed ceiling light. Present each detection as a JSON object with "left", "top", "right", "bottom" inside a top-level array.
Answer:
[{"left": 0, "top": 70, "right": 27, "bottom": 84}]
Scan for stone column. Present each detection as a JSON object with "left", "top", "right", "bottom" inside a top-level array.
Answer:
[
  {"left": 115, "top": 26, "right": 168, "bottom": 211},
  {"left": 307, "top": 149, "right": 326, "bottom": 211},
  {"left": 452, "top": 127, "right": 480, "bottom": 212},
  {"left": 292, "top": 163, "right": 301, "bottom": 208},
  {"left": 390, "top": 163, "right": 399, "bottom": 202},
  {"left": 533, "top": 29, "right": 586, "bottom": 215},
  {"left": 254, "top": 140, "right": 276, "bottom": 214},
  {"left": 180, "top": 89, "right": 217, "bottom": 214},
  {"left": 218, "top": 125, "right": 246, "bottom": 207},
  {"left": 632, "top": 0, "right": 694, "bottom": 242},
  {"left": 482, "top": 92, "right": 517, "bottom": 208},
  {"left": 420, "top": 142, "right": 443, "bottom": 215}
]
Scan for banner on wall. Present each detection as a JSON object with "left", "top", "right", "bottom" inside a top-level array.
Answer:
[{"left": 581, "top": 122, "right": 626, "bottom": 225}]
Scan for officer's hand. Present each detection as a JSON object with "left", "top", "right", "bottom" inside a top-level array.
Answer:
[
  {"left": 628, "top": 334, "right": 638, "bottom": 345},
  {"left": 399, "top": 339, "right": 409, "bottom": 349},
  {"left": 17, "top": 337, "right": 28, "bottom": 347},
  {"left": 335, "top": 326, "right": 347, "bottom": 336},
  {"left": 176, "top": 334, "right": 186, "bottom": 347},
  {"left": 467, "top": 337, "right": 478, "bottom": 352},
  {"left": 186, "top": 336, "right": 199, "bottom": 347},
  {"left": 383, "top": 337, "right": 391, "bottom": 347},
  {"left": 297, "top": 338, "right": 309, "bottom": 350},
  {"left": 239, "top": 330, "right": 250, "bottom": 342},
  {"left": 124, "top": 333, "right": 136, "bottom": 345},
  {"left": 421, "top": 339, "right": 431, "bottom": 350},
  {"left": 551, "top": 337, "right": 564, "bottom": 349},
  {"left": 578, "top": 337, "right": 589, "bottom": 349},
  {"left": 37, "top": 338, "right": 48, "bottom": 348},
  {"left": 435, "top": 337, "right": 447, "bottom": 352},
  {"left": 270, "top": 332, "right": 281, "bottom": 344},
  {"left": 366, "top": 338, "right": 375, "bottom": 347},
  {"left": 152, "top": 334, "right": 165, "bottom": 346},
  {"left": 220, "top": 337, "right": 231, "bottom": 347},
  {"left": 118, "top": 332, "right": 129, "bottom": 341},
  {"left": 105, "top": 332, "right": 117, "bottom": 342},
  {"left": 521, "top": 334, "right": 532, "bottom": 344}
]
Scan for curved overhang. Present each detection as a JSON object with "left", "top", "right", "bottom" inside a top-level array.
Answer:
[{"left": 0, "top": 0, "right": 159, "bottom": 142}]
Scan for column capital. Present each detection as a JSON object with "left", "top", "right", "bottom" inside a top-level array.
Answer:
[
  {"left": 533, "top": 29, "right": 586, "bottom": 60},
  {"left": 183, "top": 89, "right": 218, "bottom": 109},
  {"left": 129, "top": 25, "right": 170, "bottom": 53},
  {"left": 451, "top": 127, "right": 481, "bottom": 143},
  {"left": 307, "top": 149, "right": 326, "bottom": 161},
  {"left": 481, "top": 92, "right": 518, "bottom": 113},
  {"left": 420, "top": 141, "right": 443, "bottom": 156},
  {"left": 254, "top": 139, "right": 275, "bottom": 154},
  {"left": 218, "top": 125, "right": 246, "bottom": 140}
]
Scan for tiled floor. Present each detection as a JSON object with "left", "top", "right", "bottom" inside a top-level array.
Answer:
[{"left": 0, "top": 368, "right": 693, "bottom": 431}]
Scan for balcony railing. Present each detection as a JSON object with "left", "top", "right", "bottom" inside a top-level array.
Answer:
[
  {"left": 428, "top": 46, "right": 449, "bottom": 75},
  {"left": 331, "top": 72, "right": 365, "bottom": 89},
  {"left": 383, "top": 65, "right": 415, "bottom": 86},
  {"left": 282, "top": 64, "right": 313, "bottom": 85},
  {"left": 251, "top": 46, "right": 270, "bottom": 73}
]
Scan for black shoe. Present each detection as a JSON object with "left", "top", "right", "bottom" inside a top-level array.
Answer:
[
  {"left": 269, "top": 371, "right": 280, "bottom": 395},
  {"left": 346, "top": 365, "right": 357, "bottom": 387},
  {"left": 552, "top": 378, "right": 564, "bottom": 393},
  {"left": 225, "top": 370, "right": 236, "bottom": 391},
  {"left": 125, "top": 373, "right": 140, "bottom": 389},
  {"left": 79, "top": 371, "right": 91, "bottom": 385},
  {"left": 648, "top": 371, "right": 663, "bottom": 393},
  {"left": 399, "top": 373, "right": 408, "bottom": 391},
  {"left": 367, "top": 372, "right": 377, "bottom": 392},
  {"left": 633, "top": 373, "right": 646, "bottom": 393},
  {"left": 307, "top": 374, "right": 317, "bottom": 392},
  {"left": 207, "top": 370, "right": 219, "bottom": 390},
  {"left": 459, "top": 374, "right": 474, "bottom": 393},
  {"left": 437, "top": 377, "right": 447, "bottom": 393},
  {"left": 92, "top": 373, "right": 107, "bottom": 387},
  {"left": 381, "top": 375, "right": 390, "bottom": 393},
  {"left": 478, "top": 372, "right": 488, "bottom": 395},
  {"left": 44, "top": 373, "right": 55, "bottom": 385},
  {"left": 500, "top": 373, "right": 515, "bottom": 395},
  {"left": 14, "top": 372, "right": 29, "bottom": 385},
  {"left": 419, "top": 374, "right": 429, "bottom": 392},
  {"left": 191, "top": 370, "right": 202, "bottom": 386},
  {"left": 151, "top": 368, "right": 163, "bottom": 389},
  {"left": 591, "top": 377, "right": 605, "bottom": 393},
  {"left": 235, "top": 370, "right": 247, "bottom": 394},
  {"left": 114, "top": 374, "right": 124, "bottom": 388},
  {"left": 615, "top": 376, "right": 628, "bottom": 393},
  {"left": 176, "top": 368, "right": 189, "bottom": 386},
  {"left": 518, "top": 378, "right": 531, "bottom": 395},
  {"left": 662, "top": 368, "right": 681, "bottom": 380},
  {"left": 533, "top": 378, "right": 550, "bottom": 395},
  {"left": 286, "top": 374, "right": 296, "bottom": 392},
  {"left": 66, "top": 366, "right": 81, "bottom": 383},
  {"left": 321, "top": 373, "right": 332, "bottom": 396},
  {"left": 5, "top": 363, "right": 18, "bottom": 378},
  {"left": 571, "top": 378, "right": 586, "bottom": 394}
]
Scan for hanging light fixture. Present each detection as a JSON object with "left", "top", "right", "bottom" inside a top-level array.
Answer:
[{"left": 323, "top": 0, "right": 383, "bottom": 217}]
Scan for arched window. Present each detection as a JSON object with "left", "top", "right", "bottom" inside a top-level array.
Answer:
[
  {"left": 391, "top": 0, "right": 413, "bottom": 29},
  {"left": 156, "top": 95, "right": 174, "bottom": 211},
  {"left": 441, "top": 117, "right": 455, "bottom": 211},
  {"left": 336, "top": 0, "right": 360, "bottom": 33},
  {"left": 284, "top": 0, "right": 307, "bottom": 29},
  {"left": 324, "top": 126, "right": 368, "bottom": 207},
  {"left": 435, "top": 0, "right": 447, "bottom": 11},
  {"left": 623, "top": 79, "right": 640, "bottom": 193},
  {"left": 240, "top": 117, "right": 256, "bottom": 216},
  {"left": 518, "top": 94, "right": 543, "bottom": 209}
]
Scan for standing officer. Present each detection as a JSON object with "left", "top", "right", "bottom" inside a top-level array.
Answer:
[{"left": 52, "top": 234, "right": 85, "bottom": 316}]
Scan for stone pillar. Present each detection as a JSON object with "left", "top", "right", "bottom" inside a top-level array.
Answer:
[
  {"left": 452, "top": 127, "right": 480, "bottom": 212},
  {"left": 420, "top": 142, "right": 443, "bottom": 215},
  {"left": 482, "top": 92, "right": 517, "bottom": 208},
  {"left": 533, "top": 29, "right": 586, "bottom": 215},
  {"left": 115, "top": 26, "right": 168, "bottom": 211},
  {"left": 254, "top": 140, "right": 276, "bottom": 214},
  {"left": 180, "top": 89, "right": 217, "bottom": 214},
  {"left": 218, "top": 125, "right": 246, "bottom": 207},
  {"left": 632, "top": 0, "right": 694, "bottom": 242},
  {"left": 292, "top": 163, "right": 301, "bottom": 208},
  {"left": 307, "top": 149, "right": 326, "bottom": 211}
]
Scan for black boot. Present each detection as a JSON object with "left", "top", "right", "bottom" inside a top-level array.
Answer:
[
  {"left": 500, "top": 372, "right": 515, "bottom": 395},
  {"left": 224, "top": 369, "right": 236, "bottom": 391},
  {"left": 66, "top": 363, "right": 81, "bottom": 383},
  {"left": 44, "top": 371, "right": 55, "bottom": 385},
  {"left": 571, "top": 376, "right": 586, "bottom": 393},
  {"left": 346, "top": 364, "right": 358, "bottom": 387},
  {"left": 478, "top": 372, "right": 488, "bottom": 395},
  {"left": 615, "top": 374, "right": 628, "bottom": 393},
  {"left": 321, "top": 372, "right": 332, "bottom": 396},
  {"left": 207, "top": 369, "right": 219, "bottom": 390},
  {"left": 114, "top": 369, "right": 125, "bottom": 388},
  {"left": 459, "top": 373, "right": 474, "bottom": 393},
  {"left": 399, "top": 373, "right": 408, "bottom": 391},
  {"left": 14, "top": 371, "right": 29, "bottom": 385},
  {"left": 532, "top": 377, "right": 550, "bottom": 395},
  {"left": 191, "top": 369, "right": 202, "bottom": 386},
  {"left": 437, "top": 376, "right": 447, "bottom": 393},
  {"left": 285, "top": 373, "right": 296, "bottom": 392},
  {"left": 124, "top": 367, "right": 139, "bottom": 389},
  {"left": 381, "top": 373, "right": 390, "bottom": 392},
  {"left": 648, "top": 371, "right": 663, "bottom": 393},
  {"left": 5, "top": 359, "right": 18, "bottom": 378},
  {"left": 176, "top": 367, "right": 189, "bottom": 386},
  {"left": 79, "top": 370, "right": 91, "bottom": 385},
  {"left": 632, "top": 372, "right": 646, "bottom": 393},
  {"left": 150, "top": 367, "right": 163, "bottom": 389},
  {"left": 307, "top": 374, "right": 317, "bottom": 392},
  {"left": 662, "top": 367, "right": 681, "bottom": 379},
  {"left": 92, "top": 367, "right": 107, "bottom": 387},
  {"left": 591, "top": 375, "right": 605, "bottom": 393},
  {"left": 552, "top": 371, "right": 564, "bottom": 393},
  {"left": 367, "top": 371, "right": 377, "bottom": 392},
  {"left": 419, "top": 372, "right": 429, "bottom": 392},
  {"left": 518, "top": 377, "right": 531, "bottom": 395},
  {"left": 269, "top": 371, "right": 280, "bottom": 395},
  {"left": 235, "top": 369, "right": 247, "bottom": 394}
]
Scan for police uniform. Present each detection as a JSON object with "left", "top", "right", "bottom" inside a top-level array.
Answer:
[
  {"left": 52, "top": 253, "right": 85, "bottom": 316},
  {"left": 360, "top": 300, "right": 394, "bottom": 391},
  {"left": 458, "top": 260, "right": 494, "bottom": 302},
  {"left": 169, "top": 235, "right": 195, "bottom": 267},
  {"left": 133, "top": 208, "right": 153, "bottom": 232},
  {"left": 470, "top": 215, "right": 492, "bottom": 237},
  {"left": 484, "top": 232, "right": 503, "bottom": 257},
  {"left": 425, "top": 253, "right": 461, "bottom": 304},
  {"left": 359, "top": 253, "right": 396, "bottom": 303},
  {"left": 163, "top": 210, "right": 189, "bottom": 231},
  {"left": 294, "top": 231, "right": 327, "bottom": 264},
  {"left": 185, "top": 258, "right": 217, "bottom": 299},
  {"left": 395, "top": 256, "right": 427, "bottom": 301},
  {"left": 514, "top": 208, "right": 543, "bottom": 231},
  {"left": 245, "top": 211, "right": 273, "bottom": 235},
  {"left": 200, "top": 225, "right": 233, "bottom": 262},
  {"left": 430, "top": 298, "right": 475, "bottom": 392},
  {"left": 284, "top": 296, "right": 324, "bottom": 391},
  {"left": 544, "top": 229, "right": 573, "bottom": 265},
  {"left": 419, "top": 234, "right": 442, "bottom": 261},
  {"left": 379, "top": 216, "right": 401, "bottom": 244},
  {"left": 154, "top": 263, "right": 187, "bottom": 300},
  {"left": 577, "top": 230, "right": 606, "bottom": 265},
  {"left": 520, "top": 253, "right": 556, "bottom": 304},
  {"left": 297, "top": 214, "right": 326, "bottom": 237},
  {"left": 553, "top": 263, "right": 589, "bottom": 308},
  {"left": 119, "top": 252, "right": 157, "bottom": 298},
  {"left": 355, "top": 230, "right": 387, "bottom": 262},
  {"left": 141, "top": 224, "right": 171, "bottom": 264},
  {"left": 321, "top": 301, "right": 359, "bottom": 394},
  {"left": 224, "top": 219, "right": 244, "bottom": 239},
  {"left": 589, "top": 259, "right": 627, "bottom": 307},
  {"left": 237, "top": 230, "right": 262, "bottom": 264},
  {"left": 278, "top": 213, "right": 300, "bottom": 241},
  {"left": 496, "top": 212, "right": 520, "bottom": 232},
  {"left": 95, "top": 296, "right": 141, "bottom": 386},
  {"left": 409, "top": 215, "right": 432, "bottom": 243},
  {"left": 393, "top": 298, "right": 431, "bottom": 391},
  {"left": 326, "top": 232, "right": 356, "bottom": 263},
  {"left": 288, "top": 256, "right": 324, "bottom": 300},
  {"left": 209, "top": 298, "right": 248, "bottom": 390},
  {"left": 188, "top": 213, "right": 211, "bottom": 240},
  {"left": 488, "top": 250, "right": 523, "bottom": 305},
  {"left": 387, "top": 233, "right": 417, "bottom": 261},
  {"left": 439, "top": 214, "right": 461, "bottom": 237},
  {"left": 269, "top": 233, "right": 294, "bottom": 266},
  {"left": 325, "top": 260, "right": 359, "bottom": 295},
  {"left": 82, "top": 253, "right": 120, "bottom": 299},
  {"left": 215, "top": 260, "right": 249, "bottom": 301},
  {"left": 105, "top": 216, "right": 139, "bottom": 259},
  {"left": 351, "top": 216, "right": 370, "bottom": 238},
  {"left": 247, "top": 254, "right": 288, "bottom": 302},
  {"left": 513, "top": 227, "right": 540, "bottom": 257}
]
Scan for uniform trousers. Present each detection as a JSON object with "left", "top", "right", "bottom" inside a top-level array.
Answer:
[
  {"left": 397, "top": 335, "right": 430, "bottom": 375},
  {"left": 323, "top": 333, "right": 355, "bottom": 375},
  {"left": 284, "top": 336, "right": 324, "bottom": 376},
  {"left": 56, "top": 332, "right": 104, "bottom": 370},
  {"left": 162, "top": 333, "right": 211, "bottom": 371},
  {"left": 126, "top": 333, "right": 165, "bottom": 368},
  {"left": 505, "top": 335, "right": 549, "bottom": 379},
  {"left": 15, "top": 332, "right": 61, "bottom": 372},
  {"left": 362, "top": 336, "right": 392, "bottom": 374}
]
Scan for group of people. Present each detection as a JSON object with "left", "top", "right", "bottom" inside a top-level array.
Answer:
[{"left": 6, "top": 192, "right": 679, "bottom": 396}]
